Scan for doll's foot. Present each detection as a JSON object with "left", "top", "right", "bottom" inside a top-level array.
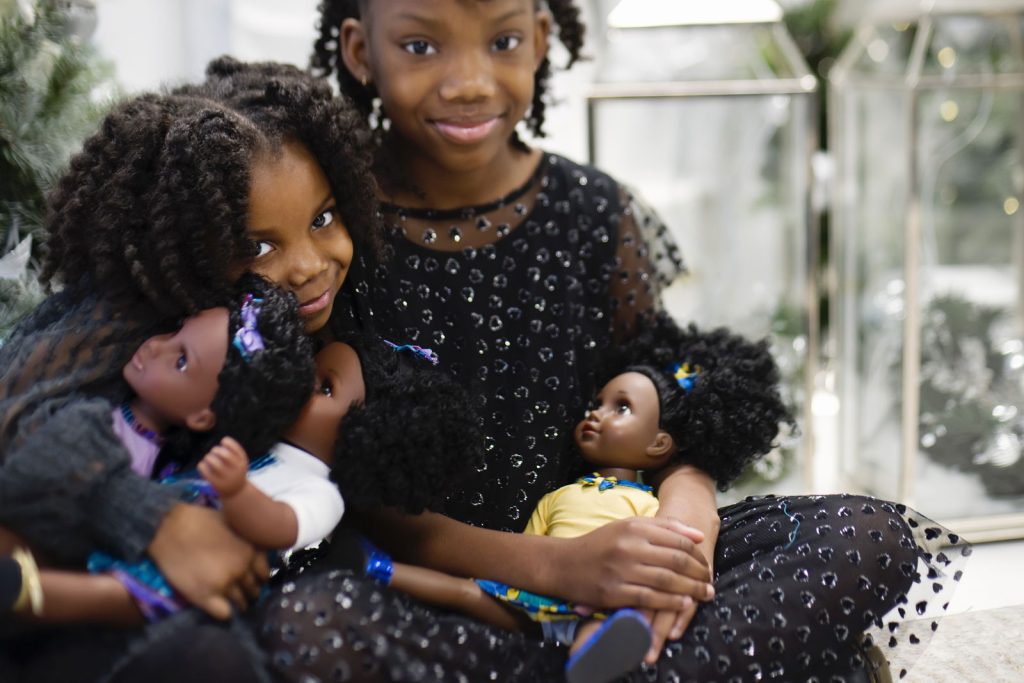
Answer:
[
  {"left": 0, "top": 548, "right": 42, "bottom": 615},
  {"left": 565, "top": 609, "right": 651, "bottom": 683}
]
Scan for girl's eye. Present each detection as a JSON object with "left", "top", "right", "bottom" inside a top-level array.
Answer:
[
  {"left": 318, "top": 378, "right": 333, "bottom": 397},
  {"left": 176, "top": 353, "right": 188, "bottom": 373},
  {"left": 493, "top": 35, "right": 521, "bottom": 52},
  {"left": 312, "top": 209, "right": 335, "bottom": 231},
  {"left": 252, "top": 240, "right": 274, "bottom": 258},
  {"left": 402, "top": 40, "right": 436, "bottom": 56}
]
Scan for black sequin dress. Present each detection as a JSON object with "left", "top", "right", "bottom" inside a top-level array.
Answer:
[{"left": 260, "top": 153, "right": 971, "bottom": 683}]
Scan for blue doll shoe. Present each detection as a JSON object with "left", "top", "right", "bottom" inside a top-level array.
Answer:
[{"left": 565, "top": 608, "right": 652, "bottom": 683}]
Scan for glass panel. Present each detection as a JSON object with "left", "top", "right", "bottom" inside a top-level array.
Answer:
[
  {"left": 836, "top": 87, "right": 911, "bottom": 503},
  {"left": 846, "top": 23, "right": 917, "bottom": 80},
  {"left": 590, "top": 94, "right": 812, "bottom": 497},
  {"left": 911, "top": 84, "right": 1024, "bottom": 517},
  {"left": 923, "top": 14, "right": 1024, "bottom": 77},
  {"left": 600, "top": 24, "right": 793, "bottom": 82}
]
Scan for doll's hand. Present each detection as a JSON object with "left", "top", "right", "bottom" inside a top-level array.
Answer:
[
  {"left": 557, "top": 517, "right": 713, "bottom": 612},
  {"left": 148, "top": 503, "right": 268, "bottom": 620},
  {"left": 198, "top": 437, "right": 249, "bottom": 499}
]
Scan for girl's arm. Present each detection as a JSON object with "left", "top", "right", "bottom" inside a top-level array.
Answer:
[
  {"left": 198, "top": 438, "right": 299, "bottom": 550},
  {"left": 357, "top": 509, "right": 712, "bottom": 614},
  {"left": 652, "top": 464, "right": 720, "bottom": 571}
]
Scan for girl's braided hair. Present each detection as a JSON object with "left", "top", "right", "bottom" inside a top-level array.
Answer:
[
  {"left": 42, "top": 56, "right": 379, "bottom": 320},
  {"left": 594, "top": 312, "right": 795, "bottom": 491},
  {"left": 310, "top": 0, "right": 585, "bottom": 141},
  {"left": 159, "top": 273, "right": 315, "bottom": 469}
]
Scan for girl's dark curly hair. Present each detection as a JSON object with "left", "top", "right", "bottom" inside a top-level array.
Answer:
[
  {"left": 311, "top": 0, "right": 585, "bottom": 142},
  {"left": 42, "top": 56, "right": 379, "bottom": 319},
  {"left": 595, "top": 312, "right": 794, "bottom": 491},
  {"left": 159, "top": 273, "right": 315, "bottom": 469},
  {"left": 329, "top": 335, "right": 482, "bottom": 514}
]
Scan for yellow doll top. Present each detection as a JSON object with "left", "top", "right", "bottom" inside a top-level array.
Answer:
[{"left": 523, "top": 473, "right": 659, "bottom": 538}]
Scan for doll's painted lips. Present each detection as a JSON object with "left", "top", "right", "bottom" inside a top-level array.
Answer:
[
  {"left": 432, "top": 117, "right": 500, "bottom": 144},
  {"left": 580, "top": 424, "right": 599, "bottom": 436},
  {"left": 298, "top": 290, "right": 330, "bottom": 317}
]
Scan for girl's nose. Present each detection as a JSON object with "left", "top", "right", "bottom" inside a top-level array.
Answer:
[
  {"left": 439, "top": 50, "right": 496, "bottom": 102},
  {"left": 288, "top": 242, "right": 329, "bottom": 287}
]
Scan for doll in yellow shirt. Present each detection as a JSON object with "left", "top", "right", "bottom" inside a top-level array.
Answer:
[{"left": 355, "top": 312, "right": 791, "bottom": 683}]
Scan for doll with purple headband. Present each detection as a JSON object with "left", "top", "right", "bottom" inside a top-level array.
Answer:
[{"left": 0, "top": 273, "right": 316, "bottom": 622}]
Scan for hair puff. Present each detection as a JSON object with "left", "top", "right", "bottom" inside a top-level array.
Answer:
[
  {"left": 329, "top": 334, "right": 483, "bottom": 514},
  {"left": 595, "top": 312, "right": 794, "bottom": 491}
]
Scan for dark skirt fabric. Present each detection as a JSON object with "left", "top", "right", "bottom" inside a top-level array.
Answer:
[{"left": 258, "top": 493, "right": 970, "bottom": 683}]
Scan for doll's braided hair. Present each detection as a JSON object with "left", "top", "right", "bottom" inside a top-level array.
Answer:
[
  {"left": 328, "top": 334, "right": 483, "bottom": 514},
  {"left": 42, "top": 56, "right": 379, "bottom": 320},
  {"left": 311, "top": 0, "right": 585, "bottom": 141},
  {"left": 595, "top": 312, "right": 794, "bottom": 491},
  {"left": 159, "top": 273, "right": 315, "bottom": 469}
]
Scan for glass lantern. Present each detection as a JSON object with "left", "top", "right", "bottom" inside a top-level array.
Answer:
[
  {"left": 586, "top": 0, "right": 819, "bottom": 497},
  {"left": 831, "top": 0, "right": 1024, "bottom": 540}
]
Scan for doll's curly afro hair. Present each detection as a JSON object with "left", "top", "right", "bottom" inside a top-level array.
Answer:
[
  {"left": 311, "top": 0, "right": 585, "bottom": 143},
  {"left": 42, "top": 56, "right": 378, "bottom": 319},
  {"left": 328, "top": 334, "right": 483, "bottom": 514},
  {"left": 159, "top": 273, "right": 314, "bottom": 469},
  {"left": 594, "top": 312, "right": 794, "bottom": 491}
]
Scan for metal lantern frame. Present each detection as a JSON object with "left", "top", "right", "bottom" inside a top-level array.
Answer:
[
  {"left": 830, "top": 0, "right": 1024, "bottom": 541},
  {"left": 585, "top": 0, "right": 821, "bottom": 492}
]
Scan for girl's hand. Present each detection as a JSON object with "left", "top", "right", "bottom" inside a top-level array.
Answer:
[
  {"left": 640, "top": 601, "right": 699, "bottom": 664},
  {"left": 554, "top": 517, "right": 713, "bottom": 612},
  {"left": 198, "top": 437, "right": 249, "bottom": 498},
  {"left": 147, "top": 503, "right": 268, "bottom": 619}
]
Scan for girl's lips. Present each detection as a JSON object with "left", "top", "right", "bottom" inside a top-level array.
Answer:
[
  {"left": 298, "top": 290, "right": 331, "bottom": 317},
  {"left": 432, "top": 117, "right": 500, "bottom": 145}
]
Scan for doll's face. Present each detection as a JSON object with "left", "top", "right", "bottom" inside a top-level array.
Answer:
[
  {"left": 247, "top": 141, "right": 354, "bottom": 335},
  {"left": 574, "top": 372, "right": 674, "bottom": 471},
  {"left": 122, "top": 307, "right": 228, "bottom": 432},
  {"left": 284, "top": 342, "right": 366, "bottom": 463}
]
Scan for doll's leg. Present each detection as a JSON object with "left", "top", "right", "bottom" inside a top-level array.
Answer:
[
  {"left": 391, "top": 562, "right": 532, "bottom": 632},
  {"left": 565, "top": 610, "right": 651, "bottom": 683}
]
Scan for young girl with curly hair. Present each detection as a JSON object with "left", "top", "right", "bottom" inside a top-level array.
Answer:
[
  {"left": 250, "top": 2, "right": 972, "bottom": 681},
  {"left": 0, "top": 57, "right": 379, "bottom": 682}
]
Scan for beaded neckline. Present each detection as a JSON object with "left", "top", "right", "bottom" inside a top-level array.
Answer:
[
  {"left": 379, "top": 155, "right": 549, "bottom": 222},
  {"left": 121, "top": 402, "right": 163, "bottom": 445}
]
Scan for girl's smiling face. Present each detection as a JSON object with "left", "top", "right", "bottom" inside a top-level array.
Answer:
[
  {"left": 247, "top": 141, "right": 354, "bottom": 334},
  {"left": 341, "top": 0, "right": 549, "bottom": 176}
]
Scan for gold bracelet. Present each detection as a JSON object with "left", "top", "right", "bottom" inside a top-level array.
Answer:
[{"left": 11, "top": 547, "right": 44, "bottom": 616}]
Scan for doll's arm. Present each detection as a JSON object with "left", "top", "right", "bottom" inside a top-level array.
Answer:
[
  {"left": 198, "top": 438, "right": 299, "bottom": 550},
  {"left": 356, "top": 508, "right": 712, "bottom": 614},
  {"left": 390, "top": 562, "right": 528, "bottom": 633}
]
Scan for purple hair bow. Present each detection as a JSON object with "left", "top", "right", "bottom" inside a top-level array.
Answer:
[
  {"left": 232, "top": 294, "right": 265, "bottom": 362},
  {"left": 383, "top": 339, "right": 439, "bottom": 365}
]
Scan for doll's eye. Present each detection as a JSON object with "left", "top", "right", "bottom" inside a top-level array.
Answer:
[
  {"left": 312, "top": 208, "right": 335, "bottom": 230},
  {"left": 616, "top": 401, "right": 632, "bottom": 415},
  {"left": 176, "top": 352, "right": 188, "bottom": 372},
  {"left": 318, "top": 378, "right": 334, "bottom": 397}
]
